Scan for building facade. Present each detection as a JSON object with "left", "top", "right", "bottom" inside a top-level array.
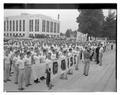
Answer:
[{"left": 4, "top": 13, "right": 60, "bottom": 38}]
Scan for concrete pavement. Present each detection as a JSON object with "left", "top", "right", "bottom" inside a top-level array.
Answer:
[{"left": 4, "top": 49, "right": 116, "bottom": 92}]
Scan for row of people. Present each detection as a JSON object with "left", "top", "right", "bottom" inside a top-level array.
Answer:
[{"left": 4, "top": 39, "right": 113, "bottom": 90}]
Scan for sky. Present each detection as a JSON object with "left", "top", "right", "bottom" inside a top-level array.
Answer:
[{"left": 4, "top": 9, "right": 115, "bottom": 33}]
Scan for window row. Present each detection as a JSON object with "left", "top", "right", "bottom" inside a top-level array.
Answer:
[
  {"left": 29, "top": 34, "right": 59, "bottom": 38},
  {"left": 42, "top": 20, "right": 60, "bottom": 33},
  {"left": 4, "top": 20, "right": 25, "bottom": 32},
  {"left": 4, "top": 19, "right": 60, "bottom": 33},
  {"left": 4, "top": 33, "right": 25, "bottom": 37},
  {"left": 29, "top": 19, "right": 60, "bottom": 33}
]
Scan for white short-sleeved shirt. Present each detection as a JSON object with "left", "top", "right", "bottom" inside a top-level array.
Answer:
[
  {"left": 13, "top": 56, "right": 19, "bottom": 65},
  {"left": 40, "top": 55, "right": 46, "bottom": 63},
  {"left": 24, "top": 56, "right": 32, "bottom": 65},
  {"left": 45, "top": 58, "right": 52, "bottom": 64},
  {"left": 99, "top": 47, "right": 104, "bottom": 54},
  {"left": 34, "top": 55, "right": 40, "bottom": 64},
  {"left": 4, "top": 55, "right": 10, "bottom": 64},
  {"left": 68, "top": 52, "right": 72, "bottom": 57},
  {"left": 17, "top": 58, "right": 25, "bottom": 69},
  {"left": 51, "top": 54, "right": 56, "bottom": 60},
  {"left": 60, "top": 54, "right": 65, "bottom": 59}
]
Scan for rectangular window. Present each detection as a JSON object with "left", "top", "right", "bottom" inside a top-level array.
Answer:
[
  {"left": 57, "top": 23, "right": 60, "bottom": 33},
  {"left": 31, "top": 20, "right": 33, "bottom": 32},
  {"left": 37, "top": 19, "right": 39, "bottom": 31},
  {"left": 42, "top": 20, "right": 45, "bottom": 32},
  {"left": 19, "top": 20, "right": 21, "bottom": 31},
  {"left": 35, "top": 19, "right": 39, "bottom": 32},
  {"left": 29, "top": 20, "right": 33, "bottom": 32},
  {"left": 16, "top": 20, "right": 18, "bottom": 31},
  {"left": 23, "top": 20, "right": 25, "bottom": 31},
  {"left": 50, "top": 22, "right": 53, "bottom": 33},
  {"left": 7, "top": 20, "right": 9, "bottom": 31},
  {"left": 54, "top": 22, "right": 56, "bottom": 33},
  {"left": 10, "top": 20, "right": 12, "bottom": 31},
  {"left": 47, "top": 21, "right": 49, "bottom": 32},
  {"left": 35, "top": 19, "right": 37, "bottom": 32},
  {"left": 13, "top": 20, "right": 15, "bottom": 31},
  {"left": 29, "top": 20, "right": 31, "bottom": 32},
  {"left": 4, "top": 21, "right": 6, "bottom": 31}
]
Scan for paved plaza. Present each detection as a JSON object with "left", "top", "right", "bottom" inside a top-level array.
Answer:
[{"left": 4, "top": 49, "right": 116, "bottom": 92}]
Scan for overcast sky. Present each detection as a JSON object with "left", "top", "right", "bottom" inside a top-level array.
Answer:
[{"left": 4, "top": 9, "right": 115, "bottom": 33}]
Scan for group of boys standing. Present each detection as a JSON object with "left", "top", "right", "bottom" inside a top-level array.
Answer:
[{"left": 4, "top": 39, "right": 113, "bottom": 91}]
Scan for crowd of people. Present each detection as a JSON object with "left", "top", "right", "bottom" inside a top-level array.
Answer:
[{"left": 4, "top": 38, "right": 114, "bottom": 90}]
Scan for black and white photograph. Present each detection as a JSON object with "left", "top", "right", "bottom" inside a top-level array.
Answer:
[{"left": 3, "top": 3, "right": 117, "bottom": 92}]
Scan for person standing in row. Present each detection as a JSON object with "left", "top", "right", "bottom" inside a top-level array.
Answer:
[
  {"left": 45, "top": 64, "right": 52, "bottom": 90},
  {"left": 99, "top": 44, "right": 104, "bottom": 66},
  {"left": 17, "top": 53, "right": 25, "bottom": 90},
  {"left": 24, "top": 51, "right": 32, "bottom": 87},
  {"left": 9, "top": 48, "right": 14, "bottom": 76},
  {"left": 4, "top": 50, "right": 11, "bottom": 82},
  {"left": 96, "top": 44, "right": 100, "bottom": 64},
  {"left": 32, "top": 50, "right": 41, "bottom": 83},
  {"left": 12, "top": 51, "right": 19, "bottom": 84},
  {"left": 83, "top": 46, "right": 91, "bottom": 76}
]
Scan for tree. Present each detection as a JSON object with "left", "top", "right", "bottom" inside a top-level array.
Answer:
[
  {"left": 76, "top": 9, "right": 104, "bottom": 38},
  {"left": 65, "top": 29, "right": 72, "bottom": 37},
  {"left": 102, "top": 10, "right": 116, "bottom": 40}
]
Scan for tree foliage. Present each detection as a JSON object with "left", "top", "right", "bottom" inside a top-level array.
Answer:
[
  {"left": 76, "top": 9, "right": 104, "bottom": 37},
  {"left": 65, "top": 29, "right": 77, "bottom": 38},
  {"left": 65, "top": 29, "right": 72, "bottom": 37},
  {"left": 102, "top": 10, "right": 116, "bottom": 40}
]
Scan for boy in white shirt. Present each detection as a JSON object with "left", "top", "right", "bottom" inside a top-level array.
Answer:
[
  {"left": 24, "top": 51, "right": 32, "bottom": 87},
  {"left": 60, "top": 51, "right": 68, "bottom": 80},
  {"left": 17, "top": 53, "right": 25, "bottom": 90},
  {"left": 99, "top": 44, "right": 104, "bottom": 66},
  {"left": 12, "top": 51, "right": 19, "bottom": 84},
  {"left": 32, "top": 51, "right": 41, "bottom": 83},
  {"left": 4, "top": 50, "right": 11, "bottom": 82}
]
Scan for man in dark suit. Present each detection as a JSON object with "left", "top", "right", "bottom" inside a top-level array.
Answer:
[{"left": 96, "top": 44, "right": 100, "bottom": 64}]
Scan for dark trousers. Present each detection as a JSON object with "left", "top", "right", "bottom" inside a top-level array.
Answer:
[
  {"left": 9, "top": 60, "right": 12, "bottom": 74},
  {"left": 46, "top": 77, "right": 50, "bottom": 87},
  {"left": 96, "top": 54, "right": 99, "bottom": 64}
]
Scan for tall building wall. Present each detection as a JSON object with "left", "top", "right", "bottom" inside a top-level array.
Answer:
[{"left": 4, "top": 13, "right": 60, "bottom": 38}]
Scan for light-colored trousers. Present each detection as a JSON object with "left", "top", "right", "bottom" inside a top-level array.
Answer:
[
  {"left": 75, "top": 54, "right": 80, "bottom": 70},
  {"left": 25, "top": 66, "right": 31, "bottom": 85},
  {"left": 84, "top": 59, "right": 90, "bottom": 75},
  {"left": 18, "top": 69, "right": 25, "bottom": 88},
  {"left": 4, "top": 64, "right": 10, "bottom": 81},
  {"left": 14, "top": 65, "right": 19, "bottom": 83},
  {"left": 99, "top": 53, "right": 103, "bottom": 66}
]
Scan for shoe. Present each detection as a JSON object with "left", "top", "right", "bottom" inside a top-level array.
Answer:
[
  {"left": 21, "top": 88, "right": 24, "bottom": 90},
  {"left": 34, "top": 79, "right": 40, "bottom": 83},
  {"left": 15, "top": 82, "right": 18, "bottom": 84},
  {"left": 4, "top": 80, "right": 7, "bottom": 83},
  {"left": 7, "top": 79, "right": 11, "bottom": 81},
  {"left": 18, "top": 88, "right": 24, "bottom": 90},
  {"left": 40, "top": 76, "right": 46, "bottom": 80},
  {"left": 28, "top": 84, "right": 32, "bottom": 86},
  {"left": 11, "top": 72, "right": 14, "bottom": 74},
  {"left": 26, "top": 84, "right": 32, "bottom": 87}
]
